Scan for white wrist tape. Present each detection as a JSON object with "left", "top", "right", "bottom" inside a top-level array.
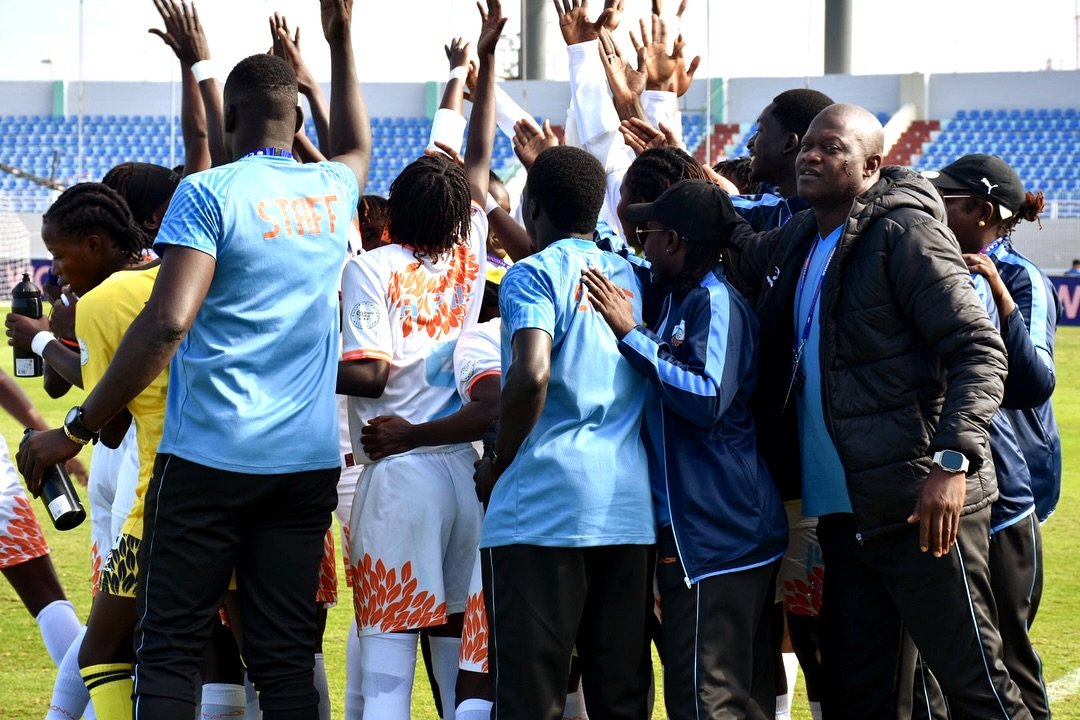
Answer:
[
  {"left": 190, "top": 60, "right": 216, "bottom": 84},
  {"left": 448, "top": 66, "right": 469, "bottom": 83},
  {"left": 484, "top": 194, "right": 500, "bottom": 214},
  {"left": 31, "top": 331, "right": 54, "bottom": 358}
]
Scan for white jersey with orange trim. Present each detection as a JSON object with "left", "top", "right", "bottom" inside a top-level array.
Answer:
[
  {"left": 453, "top": 318, "right": 501, "bottom": 402},
  {"left": 341, "top": 203, "right": 488, "bottom": 464}
]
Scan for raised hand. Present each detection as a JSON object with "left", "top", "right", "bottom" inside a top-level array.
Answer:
[
  {"left": 553, "top": 0, "right": 624, "bottom": 46},
  {"left": 630, "top": 11, "right": 700, "bottom": 96},
  {"left": 619, "top": 117, "right": 679, "bottom": 155},
  {"left": 477, "top": 0, "right": 508, "bottom": 57},
  {"left": 427, "top": 141, "right": 466, "bottom": 167},
  {"left": 445, "top": 37, "right": 472, "bottom": 70},
  {"left": 598, "top": 28, "right": 645, "bottom": 108},
  {"left": 513, "top": 118, "right": 559, "bottom": 170},
  {"left": 651, "top": 0, "right": 689, "bottom": 18},
  {"left": 320, "top": 0, "right": 353, "bottom": 44},
  {"left": 149, "top": 0, "right": 211, "bottom": 67},
  {"left": 270, "top": 14, "right": 318, "bottom": 93}
]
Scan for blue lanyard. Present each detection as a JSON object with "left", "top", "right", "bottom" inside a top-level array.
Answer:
[
  {"left": 242, "top": 147, "right": 294, "bottom": 159},
  {"left": 792, "top": 233, "right": 838, "bottom": 356},
  {"left": 783, "top": 230, "right": 839, "bottom": 412}
]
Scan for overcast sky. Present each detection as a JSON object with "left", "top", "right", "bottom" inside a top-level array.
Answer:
[{"left": 0, "top": 0, "right": 1077, "bottom": 85}]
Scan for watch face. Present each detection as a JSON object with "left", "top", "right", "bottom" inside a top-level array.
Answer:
[
  {"left": 64, "top": 407, "right": 79, "bottom": 426},
  {"left": 940, "top": 450, "right": 965, "bottom": 472}
]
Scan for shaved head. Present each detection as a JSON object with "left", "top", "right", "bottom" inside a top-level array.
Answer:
[
  {"left": 796, "top": 103, "right": 886, "bottom": 231},
  {"left": 812, "top": 103, "right": 885, "bottom": 156}
]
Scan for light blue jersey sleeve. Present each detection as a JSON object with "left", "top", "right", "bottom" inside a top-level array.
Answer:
[
  {"left": 500, "top": 261, "right": 557, "bottom": 340},
  {"left": 154, "top": 174, "right": 224, "bottom": 259}
]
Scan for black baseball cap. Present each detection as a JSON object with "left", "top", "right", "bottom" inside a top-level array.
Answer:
[
  {"left": 921, "top": 154, "right": 1025, "bottom": 220},
  {"left": 624, "top": 179, "right": 741, "bottom": 246}
]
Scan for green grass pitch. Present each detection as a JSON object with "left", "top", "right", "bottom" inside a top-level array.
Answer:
[{"left": 1, "top": 328, "right": 1078, "bottom": 719}]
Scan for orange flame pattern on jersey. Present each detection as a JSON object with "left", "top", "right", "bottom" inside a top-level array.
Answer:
[
  {"left": 353, "top": 554, "right": 447, "bottom": 633},
  {"left": 459, "top": 590, "right": 489, "bottom": 672},
  {"left": 387, "top": 243, "right": 478, "bottom": 340},
  {"left": 0, "top": 496, "right": 49, "bottom": 570}
]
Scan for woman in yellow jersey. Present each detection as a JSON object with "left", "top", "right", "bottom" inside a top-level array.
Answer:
[{"left": 8, "top": 182, "right": 164, "bottom": 719}]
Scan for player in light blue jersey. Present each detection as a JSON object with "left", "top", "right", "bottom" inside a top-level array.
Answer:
[
  {"left": 474, "top": 145, "right": 655, "bottom": 719},
  {"left": 17, "top": 2, "right": 371, "bottom": 717}
]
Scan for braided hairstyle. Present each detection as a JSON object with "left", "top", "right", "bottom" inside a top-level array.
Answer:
[
  {"left": 622, "top": 147, "right": 706, "bottom": 206},
  {"left": 101, "top": 162, "right": 180, "bottom": 229},
  {"left": 387, "top": 155, "right": 472, "bottom": 261},
  {"left": 713, "top": 157, "right": 760, "bottom": 195},
  {"left": 43, "top": 183, "right": 149, "bottom": 263},
  {"left": 1001, "top": 190, "right": 1045, "bottom": 236}
]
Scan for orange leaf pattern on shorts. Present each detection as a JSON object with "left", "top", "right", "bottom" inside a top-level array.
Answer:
[
  {"left": 341, "top": 524, "right": 355, "bottom": 589},
  {"left": 0, "top": 495, "right": 49, "bottom": 570},
  {"left": 316, "top": 529, "right": 338, "bottom": 605},
  {"left": 387, "top": 243, "right": 478, "bottom": 340},
  {"left": 459, "top": 590, "right": 489, "bottom": 672},
  {"left": 352, "top": 554, "right": 447, "bottom": 633},
  {"left": 783, "top": 565, "right": 824, "bottom": 617},
  {"left": 90, "top": 540, "right": 102, "bottom": 597}
]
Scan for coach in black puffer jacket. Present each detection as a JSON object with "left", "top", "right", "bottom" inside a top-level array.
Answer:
[
  {"left": 719, "top": 104, "right": 1029, "bottom": 718},
  {"left": 726, "top": 163, "right": 1006, "bottom": 538}
]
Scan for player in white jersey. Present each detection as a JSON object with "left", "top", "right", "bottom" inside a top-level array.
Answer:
[
  {"left": 0, "top": 372, "right": 86, "bottom": 719},
  {"left": 336, "top": 5, "right": 504, "bottom": 718}
]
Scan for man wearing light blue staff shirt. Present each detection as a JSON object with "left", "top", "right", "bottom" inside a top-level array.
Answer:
[{"left": 474, "top": 145, "right": 655, "bottom": 720}]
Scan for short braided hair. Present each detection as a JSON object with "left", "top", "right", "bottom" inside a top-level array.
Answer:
[
  {"left": 387, "top": 155, "right": 472, "bottom": 260},
  {"left": 622, "top": 147, "right": 706, "bottom": 204},
  {"left": 43, "top": 183, "right": 149, "bottom": 262}
]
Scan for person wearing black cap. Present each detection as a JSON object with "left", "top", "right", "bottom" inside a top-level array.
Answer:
[
  {"left": 926, "top": 154, "right": 1060, "bottom": 719},
  {"left": 582, "top": 178, "right": 787, "bottom": 719},
  {"left": 720, "top": 104, "right": 1029, "bottom": 718}
]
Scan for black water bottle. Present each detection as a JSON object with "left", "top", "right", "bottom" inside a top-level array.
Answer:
[
  {"left": 20, "top": 429, "right": 86, "bottom": 531},
  {"left": 11, "top": 274, "right": 43, "bottom": 378}
]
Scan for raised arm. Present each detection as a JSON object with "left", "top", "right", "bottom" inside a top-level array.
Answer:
[
  {"left": 272, "top": 15, "right": 331, "bottom": 152},
  {"left": 463, "top": 0, "right": 507, "bottom": 206},
  {"left": 150, "top": 0, "right": 212, "bottom": 173},
  {"left": 320, "top": 0, "right": 372, "bottom": 192},
  {"left": 597, "top": 27, "right": 645, "bottom": 123}
]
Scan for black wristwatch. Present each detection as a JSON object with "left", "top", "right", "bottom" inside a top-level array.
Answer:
[{"left": 63, "top": 406, "right": 99, "bottom": 446}]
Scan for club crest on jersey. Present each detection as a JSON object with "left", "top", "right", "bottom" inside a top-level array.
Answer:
[
  {"left": 671, "top": 320, "right": 686, "bottom": 348},
  {"left": 78, "top": 338, "right": 89, "bottom": 367},
  {"left": 350, "top": 301, "right": 381, "bottom": 330}
]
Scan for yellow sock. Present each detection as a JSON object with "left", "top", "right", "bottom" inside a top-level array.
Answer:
[{"left": 80, "top": 663, "right": 133, "bottom": 720}]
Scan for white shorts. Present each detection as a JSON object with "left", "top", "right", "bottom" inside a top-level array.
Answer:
[
  {"left": 88, "top": 424, "right": 139, "bottom": 595},
  {"left": 458, "top": 552, "right": 488, "bottom": 673},
  {"left": 0, "top": 435, "right": 49, "bottom": 570},
  {"left": 349, "top": 445, "right": 483, "bottom": 636},
  {"left": 776, "top": 500, "right": 824, "bottom": 617}
]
